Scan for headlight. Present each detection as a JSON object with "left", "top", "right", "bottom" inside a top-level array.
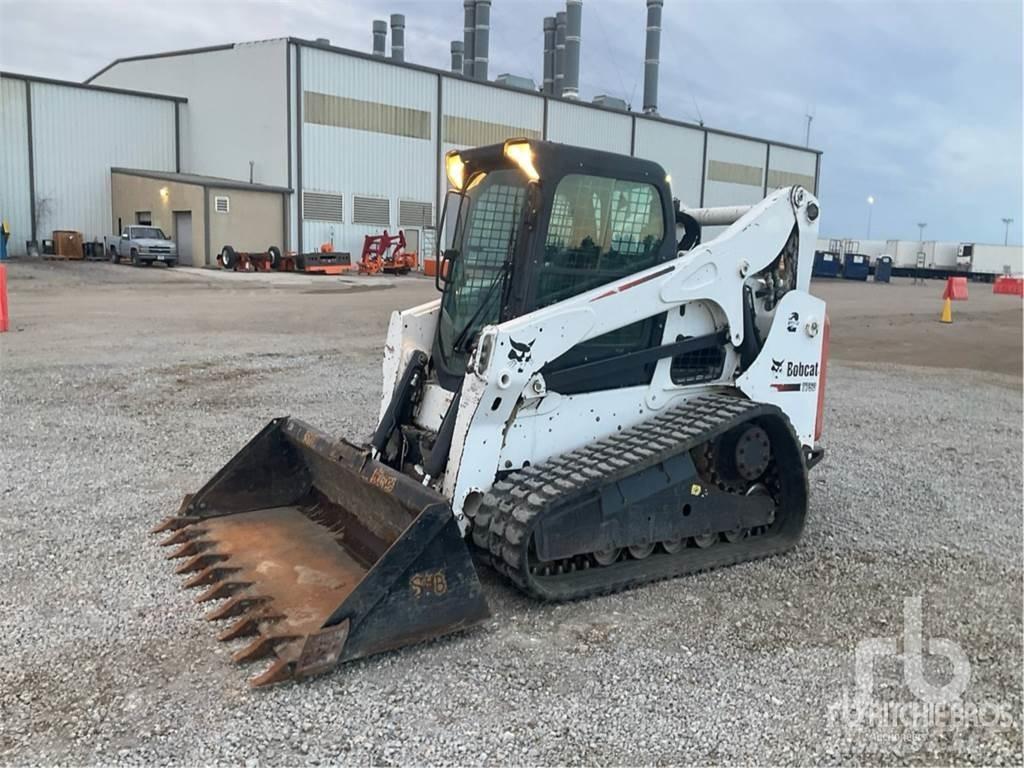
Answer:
[
  {"left": 503, "top": 140, "right": 539, "bottom": 181},
  {"left": 445, "top": 151, "right": 465, "bottom": 189}
]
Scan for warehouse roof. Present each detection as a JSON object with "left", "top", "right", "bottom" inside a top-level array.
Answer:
[
  {"left": 1, "top": 70, "right": 187, "bottom": 103},
  {"left": 111, "top": 168, "right": 292, "bottom": 194},
  {"left": 84, "top": 38, "right": 821, "bottom": 156}
]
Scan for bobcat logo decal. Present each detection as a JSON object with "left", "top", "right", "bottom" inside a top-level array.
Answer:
[
  {"left": 771, "top": 358, "right": 784, "bottom": 374},
  {"left": 508, "top": 338, "right": 535, "bottom": 363}
]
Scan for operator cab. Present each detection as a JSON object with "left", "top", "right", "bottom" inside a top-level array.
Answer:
[{"left": 434, "top": 139, "right": 678, "bottom": 391}]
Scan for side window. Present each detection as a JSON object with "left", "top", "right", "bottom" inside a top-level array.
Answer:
[
  {"left": 536, "top": 174, "right": 664, "bottom": 309},
  {"left": 539, "top": 174, "right": 669, "bottom": 394}
]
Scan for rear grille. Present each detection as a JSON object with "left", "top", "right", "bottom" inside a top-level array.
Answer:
[{"left": 671, "top": 340, "right": 725, "bottom": 385}]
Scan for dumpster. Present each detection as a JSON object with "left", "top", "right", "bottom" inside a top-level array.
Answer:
[
  {"left": 813, "top": 250, "right": 840, "bottom": 278},
  {"left": 874, "top": 255, "right": 893, "bottom": 283},
  {"left": 843, "top": 252, "right": 870, "bottom": 281}
]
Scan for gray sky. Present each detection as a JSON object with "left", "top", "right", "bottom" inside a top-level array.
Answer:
[{"left": 2, "top": 0, "right": 1021, "bottom": 244}]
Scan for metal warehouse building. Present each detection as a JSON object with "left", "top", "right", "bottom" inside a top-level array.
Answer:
[
  {"left": 86, "top": 37, "right": 820, "bottom": 265},
  {"left": 1, "top": 35, "right": 820, "bottom": 264},
  {"left": 0, "top": 72, "right": 183, "bottom": 255}
]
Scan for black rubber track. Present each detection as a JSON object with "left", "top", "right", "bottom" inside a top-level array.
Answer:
[{"left": 470, "top": 394, "right": 809, "bottom": 601}]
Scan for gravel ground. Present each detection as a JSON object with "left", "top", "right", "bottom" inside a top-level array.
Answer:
[{"left": 1, "top": 262, "right": 1021, "bottom": 765}]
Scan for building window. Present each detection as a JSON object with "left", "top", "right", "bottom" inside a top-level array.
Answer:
[
  {"left": 214, "top": 196, "right": 230, "bottom": 214},
  {"left": 135, "top": 211, "right": 152, "bottom": 225},
  {"left": 303, "top": 191, "right": 344, "bottom": 222},
  {"left": 399, "top": 200, "right": 434, "bottom": 229},
  {"left": 353, "top": 196, "right": 390, "bottom": 227}
]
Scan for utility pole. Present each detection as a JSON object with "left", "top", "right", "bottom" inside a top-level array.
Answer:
[
  {"left": 917, "top": 222, "right": 927, "bottom": 242},
  {"left": 1002, "top": 217, "right": 1014, "bottom": 246},
  {"left": 866, "top": 196, "right": 875, "bottom": 239},
  {"left": 804, "top": 112, "right": 814, "bottom": 147}
]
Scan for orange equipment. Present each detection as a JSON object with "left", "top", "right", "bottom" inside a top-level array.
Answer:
[{"left": 359, "top": 230, "right": 418, "bottom": 275}]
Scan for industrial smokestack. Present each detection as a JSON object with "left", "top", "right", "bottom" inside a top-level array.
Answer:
[
  {"left": 463, "top": 0, "right": 475, "bottom": 76},
  {"left": 643, "top": 0, "right": 662, "bottom": 114},
  {"left": 372, "top": 20, "right": 387, "bottom": 57},
  {"left": 554, "top": 11, "right": 567, "bottom": 96},
  {"left": 390, "top": 14, "right": 405, "bottom": 62},
  {"left": 451, "top": 40, "right": 465, "bottom": 73},
  {"left": 542, "top": 16, "right": 556, "bottom": 95},
  {"left": 563, "top": 0, "right": 582, "bottom": 99},
  {"left": 473, "top": 0, "right": 491, "bottom": 80}
]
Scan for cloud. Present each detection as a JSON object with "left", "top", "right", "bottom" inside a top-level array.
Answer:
[{"left": 1, "top": 0, "right": 1021, "bottom": 244}]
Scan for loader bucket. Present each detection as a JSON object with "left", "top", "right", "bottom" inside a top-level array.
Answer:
[{"left": 152, "top": 417, "right": 489, "bottom": 686}]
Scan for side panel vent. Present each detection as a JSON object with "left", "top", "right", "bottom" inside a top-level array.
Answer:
[
  {"left": 399, "top": 200, "right": 433, "bottom": 228},
  {"left": 353, "top": 196, "right": 390, "bottom": 227},
  {"left": 304, "top": 191, "right": 343, "bottom": 222}
]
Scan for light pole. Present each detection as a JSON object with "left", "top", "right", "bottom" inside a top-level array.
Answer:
[
  {"left": 917, "top": 222, "right": 927, "bottom": 242},
  {"left": 1002, "top": 217, "right": 1014, "bottom": 246},
  {"left": 866, "top": 196, "right": 875, "bottom": 239}
]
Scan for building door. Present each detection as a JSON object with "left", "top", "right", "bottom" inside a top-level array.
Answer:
[
  {"left": 404, "top": 228, "right": 420, "bottom": 267},
  {"left": 174, "top": 211, "right": 193, "bottom": 266}
]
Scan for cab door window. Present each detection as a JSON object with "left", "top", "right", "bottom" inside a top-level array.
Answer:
[{"left": 537, "top": 174, "right": 668, "bottom": 392}]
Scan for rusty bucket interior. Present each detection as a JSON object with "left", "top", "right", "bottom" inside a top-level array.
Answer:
[{"left": 153, "top": 417, "right": 489, "bottom": 686}]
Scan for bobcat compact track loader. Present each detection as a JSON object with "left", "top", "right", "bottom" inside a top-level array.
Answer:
[{"left": 153, "top": 139, "right": 829, "bottom": 686}]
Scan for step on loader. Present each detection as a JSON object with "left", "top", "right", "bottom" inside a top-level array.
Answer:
[{"left": 154, "top": 139, "right": 829, "bottom": 686}]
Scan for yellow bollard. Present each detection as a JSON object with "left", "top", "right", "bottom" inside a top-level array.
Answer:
[{"left": 940, "top": 296, "right": 953, "bottom": 324}]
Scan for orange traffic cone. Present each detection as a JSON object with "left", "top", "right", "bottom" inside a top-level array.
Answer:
[{"left": 940, "top": 296, "right": 953, "bottom": 324}]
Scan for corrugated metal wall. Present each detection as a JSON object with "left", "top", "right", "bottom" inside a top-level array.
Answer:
[
  {"left": 300, "top": 46, "right": 438, "bottom": 253},
  {"left": 30, "top": 83, "right": 176, "bottom": 240},
  {"left": 702, "top": 133, "right": 769, "bottom": 208},
  {"left": 767, "top": 144, "right": 817, "bottom": 194},
  {"left": 0, "top": 76, "right": 32, "bottom": 255},
  {"left": 290, "top": 47, "right": 819, "bottom": 259},
  {"left": 92, "top": 41, "right": 289, "bottom": 188},
  {"left": 546, "top": 100, "right": 631, "bottom": 154},
  {"left": 633, "top": 118, "right": 704, "bottom": 208}
]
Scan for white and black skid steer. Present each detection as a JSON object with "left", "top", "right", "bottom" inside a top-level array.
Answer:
[{"left": 153, "top": 139, "right": 829, "bottom": 686}]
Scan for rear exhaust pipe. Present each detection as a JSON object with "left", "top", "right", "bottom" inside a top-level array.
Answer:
[
  {"left": 390, "top": 14, "right": 405, "bottom": 62},
  {"left": 473, "top": 0, "right": 491, "bottom": 80},
  {"left": 372, "top": 19, "right": 387, "bottom": 57},
  {"left": 643, "top": 0, "right": 662, "bottom": 114},
  {"left": 554, "top": 11, "right": 567, "bottom": 96},
  {"left": 542, "top": 16, "right": 556, "bottom": 95},
  {"left": 451, "top": 40, "right": 464, "bottom": 73},
  {"left": 462, "top": 0, "right": 475, "bottom": 77},
  {"left": 563, "top": 0, "right": 582, "bottom": 99},
  {"left": 682, "top": 204, "right": 754, "bottom": 227}
]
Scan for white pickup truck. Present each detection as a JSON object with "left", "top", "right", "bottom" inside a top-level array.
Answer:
[{"left": 104, "top": 226, "right": 178, "bottom": 267}]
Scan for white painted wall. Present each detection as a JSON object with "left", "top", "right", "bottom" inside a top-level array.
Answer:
[
  {"left": 300, "top": 47, "right": 438, "bottom": 255},
  {"left": 92, "top": 40, "right": 289, "bottom": 188},
  {"left": 0, "top": 76, "right": 32, "bottom": 255},
  {"left": 702, "top": 133, "right": 768, "bottom": 208},
  {"left": 767, "top": 144, "right": 818, "bottom": 193},
  {"left": 546, "top": 100, "right": 631, "bottom": 154},
  {"left": 31, "top": 82, "right": 175, "bottom": 242},
  {"left": 633, "top": 119, "right": 704, "bottom": 208}
]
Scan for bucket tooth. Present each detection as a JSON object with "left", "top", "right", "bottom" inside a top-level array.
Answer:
[
  {"left": 159, "top": 528, "right": 204, "bottom": 548},
  {"left": 182, "top": 565, "right": 238, "bottom": 589},
  {"left": 232, "top": 634, "right": 297, "bottom": 664},
  {"left": 205, "top": 595, "right": 266, "bottom": 622},
  {"left": 152, "top": 516, "right": 199, "bottom": 534},
  {"left": 218, "top": 617, "right": 259, "bottom": 642},
  {"left": 164, "top": 540, "right": 210, "bottom": 565},
  {"left": 250, "top": 657, "right": 296, "bottom": 688},
  {"left": 174, "top": 553, "right": 227, "bottom": 575},
  {"left": 195, "top": 581, "right": 250, "bottom": 603}
]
